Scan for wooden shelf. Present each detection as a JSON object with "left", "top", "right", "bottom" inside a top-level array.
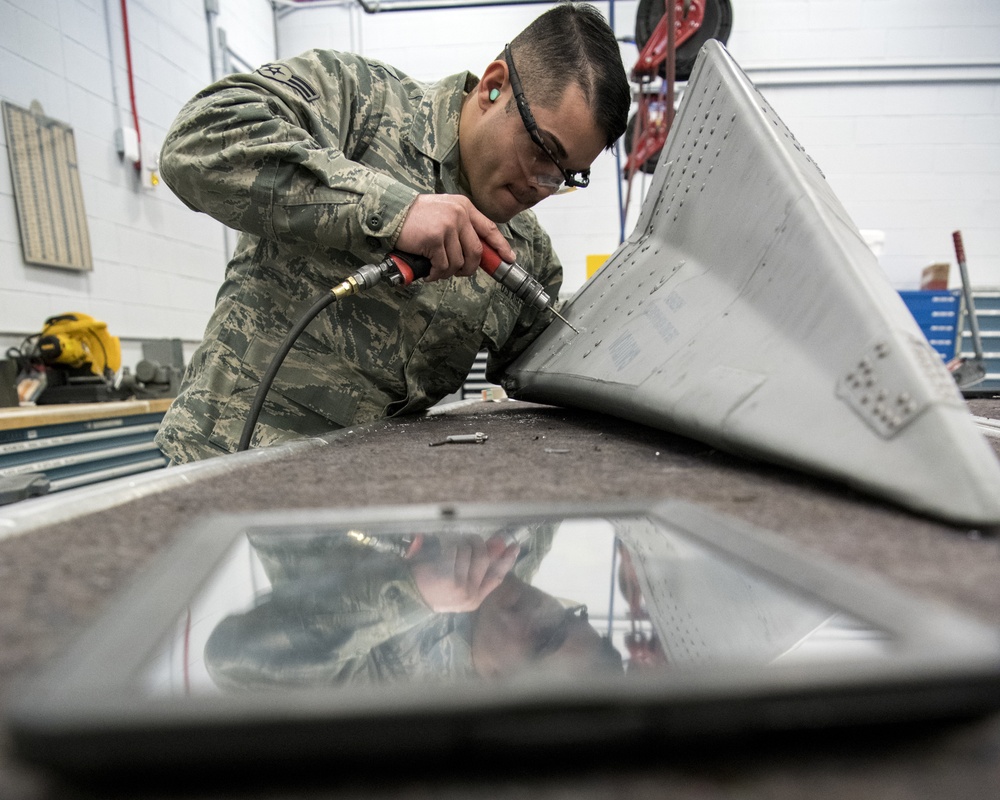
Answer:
[{"left": 0, "top": 398, "right": 174, "bottom": 431}]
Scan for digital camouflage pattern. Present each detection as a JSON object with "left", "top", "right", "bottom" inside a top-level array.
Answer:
[
  {"left": 156, "top": 50, "right": 562, "bottom": 463},
  {"left": 204, "top": 522, "right": 557, "bottom": 689}
]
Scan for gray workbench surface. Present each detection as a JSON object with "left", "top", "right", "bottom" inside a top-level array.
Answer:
[{"left": 1, "top": 398, "right": 999, "bottom": 799}]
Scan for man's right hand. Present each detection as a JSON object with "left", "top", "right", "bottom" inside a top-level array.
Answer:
[
  {"left": 410, "top": 534, "right": 520, "bottom": 613},
  {"left": 395, "top": 194, "right": 517, "bottom": 282}
]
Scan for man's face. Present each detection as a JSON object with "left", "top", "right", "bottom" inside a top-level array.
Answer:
[
  {"left": 461, "top": 77, "right": 606, "bottom": 224},
  {"left": 470, "top": 573, "right": 606, "bottom": 677}
]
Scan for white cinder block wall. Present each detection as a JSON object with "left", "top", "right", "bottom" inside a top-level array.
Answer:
[
  {"left": 1, "top": 0, "right": 998, "bottom": 369},
  {"left": 731, "top": 0, "right": 1000, "bottom": 291},
  {"left": 0, "top": 0, "right": 275, "bottom": 367}
]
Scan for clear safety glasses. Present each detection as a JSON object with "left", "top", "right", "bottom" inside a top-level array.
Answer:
[{"left": 504, "top": 44, "right": 591, "bottom": 192}]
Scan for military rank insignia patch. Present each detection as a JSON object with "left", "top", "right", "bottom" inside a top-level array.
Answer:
[{"left": 255, "top": 64, "right": 319, "bottom": 102}]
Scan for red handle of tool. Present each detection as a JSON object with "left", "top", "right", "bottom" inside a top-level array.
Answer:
[
  {"left": 389, "top": 246, "right": 506, "bottom": 283},
  {"left": 478, "top": 241, "right": 504, "bottom": 276},
  {"left": 952, "top": 230, "right": 966, "bottom": 264},
  {"left": 387, "top": 252, "right": 433, "bottom": 285}
]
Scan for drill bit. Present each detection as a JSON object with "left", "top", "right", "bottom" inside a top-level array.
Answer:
[
  {"left": 550, "top": 307, "right": 580, "bottom": 333},
  {"left": 478, "top": 242, "right": 580, "bottom": 334}
]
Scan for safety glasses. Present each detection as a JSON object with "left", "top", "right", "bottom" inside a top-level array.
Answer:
[
  {"left": 504, "top": 44, "right": 591, "bottom": 190},
  {"left": 532, "top": 603, "right": 589, "bottom": 659}
]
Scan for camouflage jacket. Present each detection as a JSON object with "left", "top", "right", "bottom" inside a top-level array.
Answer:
[
  {"left": 204, "top": 524, "right": 556, "bottom": 690},
  {"left": 156, "top": 50, "right": 562, "bottom": 463}
]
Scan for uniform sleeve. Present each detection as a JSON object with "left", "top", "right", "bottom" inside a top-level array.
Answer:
[
  {"left": 159, "top": 50, "right": 418, "bottom": 252},
  {"left": 484, "top": 218, "right": 563, "bottom": 382},
  {"left": 204, "top": 560, "right": 436, "bottom": 691}
]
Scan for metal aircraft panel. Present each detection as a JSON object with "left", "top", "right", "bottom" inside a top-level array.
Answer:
[{"left": 504, "top": 41, "right": 1000, "bottom": 526}]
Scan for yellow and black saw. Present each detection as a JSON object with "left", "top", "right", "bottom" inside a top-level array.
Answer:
[
  {"left": 9, "top": 313, "right": 127, "bottom": 404},
  {"left": 35, "top": 313, "right": 121, "bottom": 378}
]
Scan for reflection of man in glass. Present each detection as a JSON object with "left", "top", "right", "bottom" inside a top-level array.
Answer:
[
  {"left": 205, "top": 525, "right": 621, "bottom": 691},
  {"left": 471, "top": 582, "right": 612, "bottom": 677}
]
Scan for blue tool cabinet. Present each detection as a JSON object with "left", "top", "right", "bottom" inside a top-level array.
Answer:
[
  {"left": 0, "top": 400, "right": 170, "bottom": 501},
  {"left": 898, "top": 290, "right": 961, "bottom": 361}
]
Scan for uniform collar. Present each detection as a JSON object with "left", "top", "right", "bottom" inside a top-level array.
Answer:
[
  {"left": 408, "top": 71, "right": 477, "bottom": 181},
  {"left": 408, "top": 71, "right": 531, "bottom": 233}
]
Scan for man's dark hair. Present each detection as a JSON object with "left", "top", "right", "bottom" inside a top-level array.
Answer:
[{"left": 508, "top": 2, "right": 630, "bottom": 149}]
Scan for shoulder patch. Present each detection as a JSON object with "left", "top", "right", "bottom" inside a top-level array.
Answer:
[{"left": 255, "top": 63, "right": 319, "bottom": 103}]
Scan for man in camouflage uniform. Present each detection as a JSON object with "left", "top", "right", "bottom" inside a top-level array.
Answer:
[
  {"left": 156, "top": 2, "right": 629, "bottom": 463},
  {"left": 204, "top": 523, "right": 621, "bottom": 689}
]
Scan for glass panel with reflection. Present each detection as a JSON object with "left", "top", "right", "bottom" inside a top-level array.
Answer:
[{"left": 141, "top": 515, "right": 892, "bottom": 696}]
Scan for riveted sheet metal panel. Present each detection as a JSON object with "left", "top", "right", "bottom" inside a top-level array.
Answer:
[{"left": 505, "top": 41, "right": 1000, "bottom": 526}]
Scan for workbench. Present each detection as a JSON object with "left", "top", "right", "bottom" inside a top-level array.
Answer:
[
  {"left": 0, "top": 399, "right": 171, "bottom": 499},
  {"left": 1, "top": 397, "right": 998, "bottom": 798},
  {"left": 0, "top": 399, "right": 172, "bottom": 432}
]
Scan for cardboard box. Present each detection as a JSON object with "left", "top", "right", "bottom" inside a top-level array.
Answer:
[{"left": 921, "top": 262, "right": 950, "bottom": 290}]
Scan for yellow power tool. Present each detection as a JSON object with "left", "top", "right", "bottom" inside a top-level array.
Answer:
[{"left": 35, "top": 313, "right": 122, "bottom": 378}]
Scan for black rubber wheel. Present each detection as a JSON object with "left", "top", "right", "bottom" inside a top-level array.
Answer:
[
  {"left": 624, "top": 111, "right": 662, "bottom": 175},
  {"left": 635, "top": 0, "right": 733, "bottom": 81}
]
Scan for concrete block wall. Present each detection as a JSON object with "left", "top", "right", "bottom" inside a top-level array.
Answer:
[
  {"left": 1, "top": 0, "right": 998, "bottom": 371},
  {"left": 0, "top": 0, "right": 275, "bottom": 367},
  {"left": 728, "top": 0, "right": 1000, "bottom": 290}
]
